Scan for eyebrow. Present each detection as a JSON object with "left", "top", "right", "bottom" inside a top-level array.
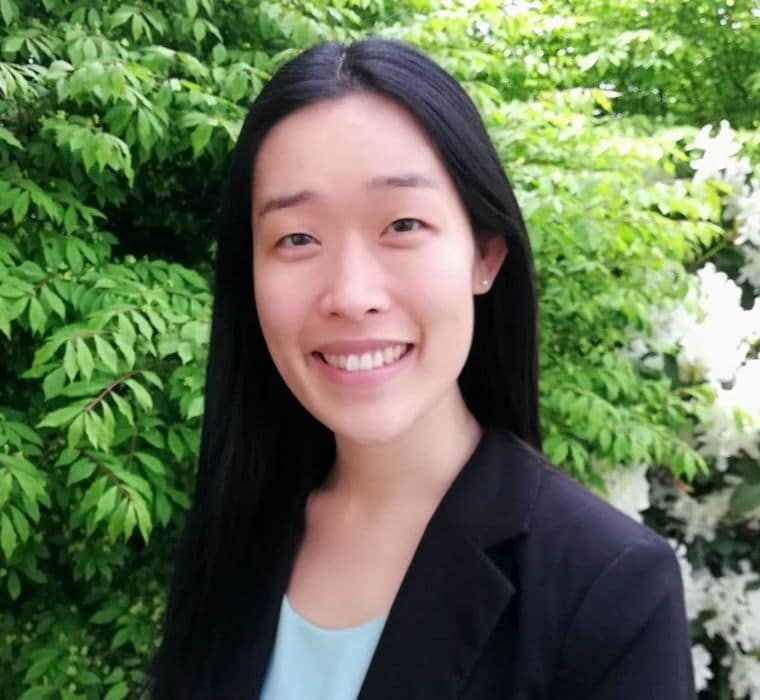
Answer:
[{"left": 256, "top": 173, "right": 439, "bottom": 219}]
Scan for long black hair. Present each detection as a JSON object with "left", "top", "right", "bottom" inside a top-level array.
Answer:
[{"left": 149, "top": 35, "right": 540, "bottom": 698}]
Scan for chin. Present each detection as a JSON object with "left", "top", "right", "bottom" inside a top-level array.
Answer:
[{"left": 321, "top": 411, "right": 419, "bottom": 448}]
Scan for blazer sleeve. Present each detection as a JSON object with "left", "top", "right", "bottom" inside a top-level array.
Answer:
[{"left": 550, "top": 535, "right": 696, "bottom": 700}]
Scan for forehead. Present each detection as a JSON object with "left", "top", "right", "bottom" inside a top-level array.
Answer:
[{"left": 252, "top": 92, "right": 454, "bottom": 207}]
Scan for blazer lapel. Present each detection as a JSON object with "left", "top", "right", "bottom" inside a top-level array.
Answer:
[{"left": 357, "top": 427, "right": 544, "bottom": 700}]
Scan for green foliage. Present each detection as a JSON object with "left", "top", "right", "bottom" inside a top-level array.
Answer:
[{"left": 0, "top": 0, "right": 756, "bottom": 696}]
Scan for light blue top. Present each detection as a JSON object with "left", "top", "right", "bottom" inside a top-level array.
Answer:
[{"left": 259, "top": 595, "right": 388, "bottom": 700}]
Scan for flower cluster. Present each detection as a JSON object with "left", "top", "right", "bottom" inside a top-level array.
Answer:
[
  {"left": 610, "top": 121, "right": 760, "bottom": 698},
  {"left": 646, "top": 263, "right": 760, "bottom": 386},
  {"left": 600, "top": 462, "right": 650, "bottom": 522}
]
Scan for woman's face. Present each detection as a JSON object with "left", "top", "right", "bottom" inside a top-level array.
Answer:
[{"left": 252, "top": 92, "right": 505, "bottom": 446}]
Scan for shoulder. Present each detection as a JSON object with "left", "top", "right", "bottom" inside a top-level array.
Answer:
[
  {"left": 494, "top": 433, "right": 684, "bottom": 631},
  {"left": 512, "top": 435, "right": 675, "bottom": 572},
  {"left": 489, "top": 433, "right": 694, "bottom": 698}
]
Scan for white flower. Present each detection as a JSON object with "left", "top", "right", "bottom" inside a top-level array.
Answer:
[
  {"left": 696, "top": 358, "right": 760, "bottom": 469},
  {"left": 691, "top": 644, "right": 713, "bottom": 692},
  {"left": 728, "top": 652, "right": 760, "bottom": 700},
  {"left": 722, "top": 162, "right": 753, "bottom": 222},
  {"left": 703, "top": 564, "right": 760, "bottom": 652},
  {"left": 739, "top": 245, "right": 760, "bottom": 290},
  {"left": 618, "top": 336, "right": 664, "bottom": 372},
  {"left": 736, "top": 184, "right": 760, "bottom": 247},
  {"left": 671, "top": 540, "right": 712, "bottom": 620},
  {"left": 602, "top": 463, "right": 650, "bottom": 522},
  {"left": 670, "top": 488, "right": 732, "bottom": 542},
  {"left": 722, "top": 163, "right": 753, "bottom": 216},
  {"left": 656, "top": 264, "right": 760, "bottom": 385},
  {"left": 690, "top": 120, "right": 744, "bottom": 183}
]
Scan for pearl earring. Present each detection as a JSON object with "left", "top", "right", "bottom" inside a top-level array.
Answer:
[{"left": 481, "top": 279, "right": 489, "bottom": 286}]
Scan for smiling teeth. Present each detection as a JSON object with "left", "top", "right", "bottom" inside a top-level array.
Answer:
[{"left": 323, "top": 344, "right": 408, "bottom": 372}]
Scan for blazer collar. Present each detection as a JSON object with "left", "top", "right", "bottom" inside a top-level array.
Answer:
[
  {"left": 249, "top": 425, "right": 545, "bottom": 700},
  {"left": 356, "top": 425, "right": 544, "bottom": 700}
]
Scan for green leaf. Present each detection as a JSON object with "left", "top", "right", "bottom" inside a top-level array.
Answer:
[
  {"left": 28, "top": 296, "right": 46, "bottom": 334},
  {"left": 42, "top": 366, "right": 67, "bottom": 399},
  {"left": 1, "top": 34, "right": 23, "bottom": 53},
  {"left": 0, "top": 282, "right": 30, "bottom": 298},
  {"left": 186, "top": 394, "right": 204, "bottom": 419},
  {"left": 94, "top": 485, "right": 118, "bottom": 523},
  {"left": 91, "top": 604, "right": 122, "bottom": 624},
  {"left": 124, "top": 502, "right": 137, "bottom": 539},
  {"left": 65, "top": 237, "right": 84, "bottom": 273},
  {"left": 730, "top": 482, "right": 760, "bottom": 515},
  {"left": 9, "top": 505, "right": 29, "bottom": 541},
  {"left": 0, "top": 125, "right": 22, "bottom": 149},
  {"left": 155, "top": 490, "right": 171, "bottom": 525},
  {"left": 135, "top": 451, "right": 165, "bottom": 475},
  {"left": 67, "top": 458, "right": 96, "bottom": 486},
  {"left": 133, "top": 495, "right": 152, "bottom": 543},
  {"left": 12, "top": 190, "right": 29, "bottom": 223},
  {"left": 63, "top": 340, "right": 78, "bottom": 381},
  {"left": 142, "top": 370, "right": 163, "bottom": 389},
  {"left": 1, "top": 512, "right": 18, "bottom": 559},
  {"left": 104, "top": 681, "right": 129, "bottom": 700},
  {"left": 544, "top": 434, "right": 568, "bottom": 464},
  {"left": 126, "top": 378, "right": 152, "bottom": 411},
  {"left": 9, "top": 468, "right": 43, "bottom": 503},
  {"left": 55, "top": 448, "right": 80, "bottom": 467},
  {"left": 112, "top": 332, "right": 136, "bottom": 368},
  {"left": 167, "top": 428, "right": 184, "bottom": 461},
  {"left": 0, "top": 299, "right": 10, "bottom": 339},
  {"left": 76, "top": 338, "right": 95, "bottom": 379},
  {"left": 191, "top": 122, "right": 212, "bottom": 157},
  {"left": 67, "top": 413, "right": 85, "bottom": 448},
  {"left": 94, "top": 335, "right": 119, "bottom": 373},
  {"left": 108, "top": 497, "right": 129, "bottom": 541},
  {"left": 111, "top": 391, "right": 134, "bottom": 426},
  {"left": 104, "top": 667, "right": 124, "bottom": 684},
  {"left": 63, "top": 206, "right": 78, "bottom": 234},
  {"left": 192, "top": 17, "right": 206, "bottom": 41},
  {"left": 0, "top": 472, "right": 12, "bottom": 508},
  {"left": 6, "top": 421, "right": 41, "bottom": 446},
  {"left": 78, "top": 670, "right": 102, "bottom": 686},
  {"left": 7, "top": 568, "right": 20, "bottom": 600},
  {"left": 40, "top": 284, "right": 65, "bottom": 320},
  {"left": 79, "top": 475, "right": 107, "bottom": 514},
  {"left": 130, "top": 311, "right": 153, "bottom": 339},
  {"left": 117, "top": 313, "right": 136, "bottom": 344},
  {"left": 26, "top": 642, "right": 58, "bottom": 675},
  {"left": 34, "top": 338, "right": 64, "bottom": 366},
  {"left": 84, "top": 410, "right": 104, "bottom": 449},
  {"left": 37, "top": 399, "right": 88, "bottom": 428}
]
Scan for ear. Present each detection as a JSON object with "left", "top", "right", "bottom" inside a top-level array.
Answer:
[{"left": 472, "top": 234, "right": 508, "bottom": 295}]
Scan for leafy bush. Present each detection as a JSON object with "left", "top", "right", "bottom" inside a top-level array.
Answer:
[{"left": 1, "top": 0, "right": 757, "bottom": 697}]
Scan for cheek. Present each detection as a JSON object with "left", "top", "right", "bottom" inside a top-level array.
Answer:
[
  {"left": 253, "top": 266, "right": 309, "bottom": 356},
  {"left": 405, "top": 248, "right": 475, "bottom": 362},
  {"left": 410, "top": 243, "right": 475, "bottom": 316}
]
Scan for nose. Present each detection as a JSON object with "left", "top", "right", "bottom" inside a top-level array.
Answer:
[{"left": 318, "top": 238, "right": 391, "bottom": 320}]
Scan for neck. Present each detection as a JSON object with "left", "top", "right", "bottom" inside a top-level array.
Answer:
[{"left": 321, "top": 390, "right": 483, "bottom": 517}]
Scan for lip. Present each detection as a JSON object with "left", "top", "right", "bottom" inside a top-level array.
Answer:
[
  {"left": 311, "top": 344, "right": 415, "bottom": 387},
  {"left": 313, "top": 339, "right": 412, "bottom": 355}
]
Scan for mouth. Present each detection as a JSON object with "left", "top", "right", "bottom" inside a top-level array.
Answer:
[{"left": 312, "top": 343, "right": 414, "bottom": 373}]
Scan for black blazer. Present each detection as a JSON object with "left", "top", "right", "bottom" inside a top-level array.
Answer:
[{"left": 248, "top": 426, "right": 695, "bottom": 699}]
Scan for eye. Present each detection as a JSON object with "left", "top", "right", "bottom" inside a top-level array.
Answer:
[
  {"left": 389, "top": 218, "right": 424, "bottom": 234},
  {"left": 278, "top": 233, "right": 315, "bottom": 248}
]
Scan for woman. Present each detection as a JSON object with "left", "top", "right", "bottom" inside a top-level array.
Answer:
[{"left": 149, "top": 36, "right": 695, "bottom": 699}]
